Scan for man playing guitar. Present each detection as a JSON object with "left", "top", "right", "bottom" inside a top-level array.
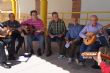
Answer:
[
  {"left": 79, "top": 15, "right": 108, "bottom": 67},
  {"left": 2, "top": 13, "right": 24, "bottom": 60}
]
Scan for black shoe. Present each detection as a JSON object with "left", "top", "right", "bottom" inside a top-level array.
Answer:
[
  {"left": 37, "top": 48, "right": 42, "bottom": 56},
  {"left": 31, "top": 49, "right": 34, "bottom": 54},
  {"left": 0, "top": 63, "right": 11, "bottom": 69},
  {"left": 46, "top": 51, "right": 52, "bottom": 57},
  {"left": 91, "top": 64, "right": 101, "bottom": 69}
]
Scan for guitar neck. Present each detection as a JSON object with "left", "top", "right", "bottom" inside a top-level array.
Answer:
[
  {"left": 82, "top": 52, "right": 110, "bottom": 60},
  {"left": 101, "top": 54, "right": 110, "bottom": 60}
]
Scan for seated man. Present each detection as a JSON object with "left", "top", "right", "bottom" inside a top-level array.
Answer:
[
  {"left": 21, "top": 10, "right": 45, "bottom": 56},
  {"left": 0, "top": 24, "right": 11, "bottom": 69},
  {"left": 46, "top": 12, "right": 66, "bottom": 58},
  {"left": 79, "top": 15, "right": 107, "bottom": 65},
  {"left": 2, "top": 13, "right": 24, "bottom": 60},
  {"left": 65, "top": 17, "right": 83, "bottom": 63}
]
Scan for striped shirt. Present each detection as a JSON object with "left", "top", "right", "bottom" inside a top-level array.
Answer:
[{"left": 21, "top": 18, "right": 44, "bottom": 31}]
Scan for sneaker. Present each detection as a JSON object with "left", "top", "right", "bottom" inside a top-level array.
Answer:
[
  {"left": 58, "top": 55, "right": 65, "bottom": 59},
  {"left": 67, "top": 58, "right": 72, "bottom": 63},
  {"left": 37, "top": 48, "right": 42, "bottom": 56},
  {"left": 75, "top": 58, "right": 79, "bottom": 64},
  {"left": 0, "top": 62, "right": 11, "bottom": 69},
  {"left": 78, "top": 61, "right": 85, "bottom": 66}
]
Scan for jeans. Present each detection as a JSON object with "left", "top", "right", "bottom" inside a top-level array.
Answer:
[
  {"left": 79, "top": 41, "right": 101, "bottom": 62},
  {"left": 26, "top": 34, "right": 45, "bottom": 53},
  {"left": 0, "top": 39, "right": 11, "bottom": 63}
]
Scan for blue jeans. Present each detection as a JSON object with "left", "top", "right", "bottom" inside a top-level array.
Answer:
[
  {"left": 26, "top": 34, "right": 45, "bottom": 52},
  {"left": 0, "top": 39, "right": 11, "bottom": 63},
  {"left": 79, "top": 41, "right": 101, "bottom": 62}
]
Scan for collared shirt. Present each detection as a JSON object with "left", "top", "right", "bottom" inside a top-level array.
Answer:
[
  {"left": 2, "top": 20, "right": 20, "bottom": 28},
  {"left": 79, "top": 23, "right": 103, "bottom": 39},
  {"left": 66, "top": 23, "right": 83, "bottom": 40},
  {"left": 21, "top": 18, "right": 44, "bottom": 30},
  {"left": 48, "top": 19, "right": 66, "bottom": 35}
]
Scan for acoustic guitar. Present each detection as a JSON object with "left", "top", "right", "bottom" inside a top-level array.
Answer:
[
  {"left": 22, "top": 24, "right": 36, "bottom": 35},
  {"left": 81, "top": 52, "right": 110, "bottom": 60},
  {"left": 83, "top": 32, "right": 97, "bottom": 45},
  {"left": 0, "top": 27, "right": 12, "bottom": 40},
  {"left": 83, "top": 24, "right": 110, "bottom": 46}
]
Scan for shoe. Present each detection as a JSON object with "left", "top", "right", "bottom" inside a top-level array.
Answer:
[
  {"left": 75, "top": 58, "right": 79, "bottom": 64},
  {"left": 0, "top": 63, "right": 11, "bottom": 69},
  {"left": 91, "top": 64, "right": 101, "bottom": 69},
  {"left": 46, "top": 51, "right": 52, "bottom": 57},
  {"left": 58, "top": 55, "right": 65, "bottom": 59},
  {"left": 37, "top": 48, "right": 42, "bottom": 56},
  {"left": 24, "top": 52, "right": 32, "bottom": 57},
  {"left": 78, "top": 61, "right": 85, "bottom": 66},
  {"left": 67, "top": 58, "right": 72, "bottom": 63}
]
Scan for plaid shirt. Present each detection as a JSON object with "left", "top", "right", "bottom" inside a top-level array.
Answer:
[{"left": 48, "top": 19, "right": 66, "bottom": 35}]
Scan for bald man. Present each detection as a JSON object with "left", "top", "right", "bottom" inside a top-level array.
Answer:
[{"left": 79, "top": 15, "right": 108, "bottom": 66}]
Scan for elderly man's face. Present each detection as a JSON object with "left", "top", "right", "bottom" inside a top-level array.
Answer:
[
  {"left": 71, "top": 17, "right": 78, "bottom": 24},
  {"left": 90, "top": 16, "right": 98, "bottom": 26}
]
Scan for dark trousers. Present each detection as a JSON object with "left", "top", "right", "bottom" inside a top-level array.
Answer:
[
  {"left": 46, "top": 36, "right": 66, "bottom": 55},
  {"left": 0, "top": 41, "right": 7, "bottom": 63},
  {"left": 8, "top": 31, "right": 24, "bottom": 58},
  {"left": 0, "top": 39, "right": 11, "bottom": 63},
  {"left": 67, "top": 39, "right": 81, "bottom": 59},
  {"left": 79, "top": 41, "right": 101, "bottom": 61}
]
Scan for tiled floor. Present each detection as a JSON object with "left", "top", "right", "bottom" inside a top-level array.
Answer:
[
  {"left": 0, "top": 42, "right": 101, "bottom": 73},
  {"left": 0, "top": 54, "right": 101, "bottom": 73}
]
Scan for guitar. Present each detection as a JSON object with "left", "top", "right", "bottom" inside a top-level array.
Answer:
[
  {"left": 83, "top": 32, "right": 97, "bottom": 45},
  {"left": 0, "top": 27, "right": 12, "bottom": 39},
  {"left": 22, "top": 24, "right": 36, "bottom": 35},
  {"left": 81, "top": 52, "right": 110, "bottom": 60}
]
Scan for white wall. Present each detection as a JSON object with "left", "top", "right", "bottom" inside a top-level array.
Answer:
[
  {"left": 48, "top": 0, "right": 72, "bottom": 19},
  {"left": 81, "top": 0, "right": 110, "bottom": 25},
  {"left": 48, "top": 0, "right": 72, "bottom": 13},
  {"left": 81, "top": 0, "right": 110, "bottom": 11},
  {"left": 18, "top": 0, "right": 35, "bottom": 14},
  {"left": 17, "top": 0, "right": 110, "bottom": 24}
]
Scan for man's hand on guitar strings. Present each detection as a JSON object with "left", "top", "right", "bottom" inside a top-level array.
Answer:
[{"left": 93, "top": 51, "right": 102, "bottom": 65}]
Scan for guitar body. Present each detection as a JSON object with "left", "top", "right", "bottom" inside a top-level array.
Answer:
[
  {"left": 0, "top": 27, "right": 12, "bottom": 40},
  {"left": 22, "top": 25, "right": 36, "bottom": 35},
  {"left": 83, "top": 32, "right": 97, "bottom": 45}
]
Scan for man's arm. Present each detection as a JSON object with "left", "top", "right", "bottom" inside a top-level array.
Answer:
[{"left": 79, "top": 26, "right": 87, "bottom": 39}]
